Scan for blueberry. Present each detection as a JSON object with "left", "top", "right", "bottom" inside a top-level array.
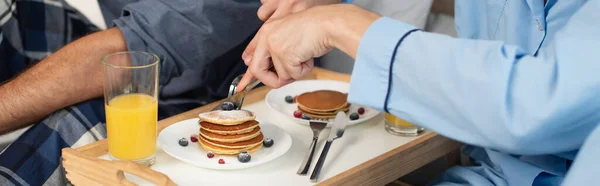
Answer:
[
  {"left": 301, "top": 114, "right": 311, "bottom": 120},
  {"left": 222, "top": 102, "right": 235, "bottom": 111},
  {"left": 178, "top": 138, "right": 189, "bottom": 147},
  {"left": 285, "top": 95, "right": 294, "bottom": 103},
  {"left": 349, "top": 113, "right": 359, "bottom": 120},
  {"left": 238, "top": 152, "right": 251, "bottom": 163},
  {"left": 263, "top": 138, "right": 274, "bottom": 147}
]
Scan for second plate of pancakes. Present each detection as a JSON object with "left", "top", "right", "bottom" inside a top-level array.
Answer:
[
  {"left": 158, "top": 118, "right": 292, "bottom": 170},
  {"left": 265, "top": 80, "right": 380, "bottom": 127}
]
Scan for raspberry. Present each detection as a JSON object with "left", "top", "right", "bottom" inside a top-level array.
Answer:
[
  {"left": 358, "top": 107, "right": 365, "bottom": 115},
  {"left": 190, "top": 135, "right": 198, "bottom": 142},
  {"left": 293, "top": 110, "right": 302, "bottom": 118}
]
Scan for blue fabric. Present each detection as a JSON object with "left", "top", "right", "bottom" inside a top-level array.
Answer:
[
  {"left": 562, "top": 125, "right": 600, "bottom": 185},
  {"left": 0, "top": 99, "right": 106, "bottom": 185},
  {"left": 112, "top": 0, "right": 262, "bottom": 117},
  {"left": 0, "top": 2, "right": 102, "bottom": 184},
  {"left": 0, "top": 0, "right": 99, "bottom": 82},
  {"left": 1, "top": 0, "right": 262, "bottom": 118},
  {"left": 349, "top": 0, "right": 600, "bottom": 185},
  {"left": 383, "top": 28, "right": 420, "bottom": 113},
  {"left": 0, "top": 0, "right": 262, "bottom": 185}
]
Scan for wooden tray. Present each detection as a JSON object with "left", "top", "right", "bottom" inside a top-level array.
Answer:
[{"left": 62, "top": 68, "right": 462, "bottom": 186}]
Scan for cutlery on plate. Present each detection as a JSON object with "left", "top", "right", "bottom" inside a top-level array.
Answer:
[
  {"left": 210, "top": 65, "right": 275, "bottom": 111},
  {"left": 310, "top": 112, "right": 348, "bottom": 182},
  {"left": 297, "top": 120, "right": 328, "bottom": 175}
]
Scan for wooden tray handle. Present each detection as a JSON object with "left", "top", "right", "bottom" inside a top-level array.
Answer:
[{"left": 62, "top": 148, "right": 176, "bottom": 186}]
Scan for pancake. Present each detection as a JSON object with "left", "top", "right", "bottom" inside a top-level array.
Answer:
[
  {"left": 198, "top": 138, "right": 263, "bottom": 155},
  {"left": 199, "top": 126, "right": 262, "bottom": 143},
  {"left": 196, "top": 109, "right": 265, "bottom": 155},
  {"left": 302, "top": 112, "right": 338, "bottom": 119},
  {"left": 199, "top": 120, "right": 259, "bottom": 135},
  {"left": 199, "top": 133, "right": 264, "bottom": 149},
  {"left": 299, "top": 110, "right": 348, "bottom": 119},
  {"left": 296, "top": 90, "right": 348, "bottom": 111},
  {"left": 198, "top": 110, "right": 256, "bottom": 125},
  {"left": 298, "top": 103, "right": 348, "bottom": 113},
  {"left": 299, "top": 108, "right": 338, "bottom": 116},
  {"left": 298, "top": 102, "right": 350, "bottom": 120},
  {"left": 298, "top": 104, "right": 350, "bottom": 115}
]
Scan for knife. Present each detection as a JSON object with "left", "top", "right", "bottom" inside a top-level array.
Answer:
[{"left": 309, "top": 112, "right": 349, "bottom": 182}]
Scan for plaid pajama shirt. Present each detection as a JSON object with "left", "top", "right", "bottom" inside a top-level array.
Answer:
[
  {"left": 0, "top": 99, "right": 106, "bottom": 186},
  {"left": 0, "top": 1, "right": 104, "bottom": 185},
  {"left": 0, "top": 0, "right": 261, "bottom": 185}
]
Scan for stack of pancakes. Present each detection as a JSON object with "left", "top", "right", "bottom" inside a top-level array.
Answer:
[
  {"left": 297, "top": 90, "right": 350, "bottom": 119},
  {"left": 197, "top": 110, "right": 263, "bottom": 155}
]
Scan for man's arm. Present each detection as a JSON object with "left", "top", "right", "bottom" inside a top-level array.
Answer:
[{"left": 0, "top": 28, "right": 127, "bottom": 134}]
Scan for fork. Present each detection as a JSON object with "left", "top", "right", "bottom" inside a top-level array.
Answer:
[
  {"left": 297, "top": 120, "right": 328, "bottom": 175},
  {"left": 209, "top": 74, "right": 253, "bottom": 111},
  {"left": 211, "top": 66, "right": 275, "bottom": 111}
]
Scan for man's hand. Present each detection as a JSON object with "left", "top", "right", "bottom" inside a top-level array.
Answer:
[
  {"left": 0, "top": 28, "right": 127, "bottom": 134},
  {"left": 256, "top": 0, "right": 341, "bottom": 21},
  {"left": 237, "top": 4, "right": 380, "bottom": 89}
]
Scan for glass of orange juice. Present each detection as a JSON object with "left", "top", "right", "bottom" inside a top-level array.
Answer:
[
  {"left": 384, "top": 113, "right": 424, "bottom": 136},
  {"left": 102, "top": 51, "right": 159, "bottom": 166}
]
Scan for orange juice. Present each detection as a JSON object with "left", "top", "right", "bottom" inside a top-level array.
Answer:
[
  {"left": 106, "top": 93, "right": 157, "bottom": 160},
  {"left": 384, "top": 113, "right": 424, "bottom": 136},
  {"left": 384, "top": 113, "right": 416, "bottom": 127}
]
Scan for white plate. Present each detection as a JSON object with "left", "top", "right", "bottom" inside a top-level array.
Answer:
[
  {"left": 158, "top": 118, "right": 292, "bottom": 170},
  {"left": 265, "top": 80, "right": 379, "bottom": 127}
]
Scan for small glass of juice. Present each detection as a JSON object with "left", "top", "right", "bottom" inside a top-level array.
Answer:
[
  {"left": 384, "top": 113, "right": 424, "bottom": 136},
  {"left": 102, "top": 51, "right": 159, "bottom": 166}
]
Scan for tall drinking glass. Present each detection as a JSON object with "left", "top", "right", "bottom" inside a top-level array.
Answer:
[
  {"left": 102, "top": 51, "right": 159, "bottom": 166},
  {"left": 384, "top": 113, "right": 425, "bottom": 136}
]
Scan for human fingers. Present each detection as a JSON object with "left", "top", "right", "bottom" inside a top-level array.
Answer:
[
  {"left": 267, "top": 3, "right": 292, "bottom": 20},
  {"left": 236, "top": 70, "right": 255, "bottom": 92},
  {"left": 248, "top": 38, "right": 280, "bottom": 87},
  {"left": 270, "top": 55, "right": 295, "bottom": 87},
  {"left": 242, "top": 36, "right": 259, "bottom": 65},
  {"left": 282, "top": 58, "right": 315, "bottom": 80},
  {"left": 299, "top": 59, "right": 315, "bottom": 78},
  {"left": 257, "top": 2, "right": 277, "bottom": 21}
]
